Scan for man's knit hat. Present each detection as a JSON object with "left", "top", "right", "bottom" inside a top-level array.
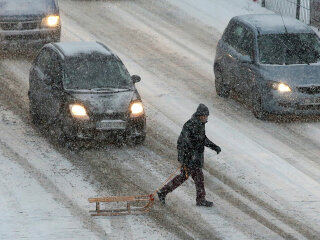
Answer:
[{"left": 195, "top": 103, "right": 209, "bottom": 116}]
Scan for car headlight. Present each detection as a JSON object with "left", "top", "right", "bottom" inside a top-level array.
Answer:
[
  {"left": 130, "top": 101, "right": 144, "bottom": 117},
  {"left": 271, "top": 82, "right": 291, "bottom": 92},
  {"left": 69, "top": 104, "right": 89, "bottom": 120},
  {"left": 41, "top": 15, "right": 60, "bottom": 28}
]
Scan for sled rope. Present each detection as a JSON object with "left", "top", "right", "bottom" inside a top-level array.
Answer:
[
  {"left": 88, "top": 165, "right": 181, "bottom": 216},
  {"left": 151, "top": 165, "right": 181, "bottom": 197}
]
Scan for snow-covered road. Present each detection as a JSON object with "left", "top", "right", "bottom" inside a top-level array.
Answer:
[{"left": 1, "top": 0, "right": 320, "bottom": 239}]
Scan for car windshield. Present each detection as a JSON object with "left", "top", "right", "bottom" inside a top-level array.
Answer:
[
  {"left": 0, "top": 0, "right": 54, "bottom": 15},
  {"left": 258, "top": 33, "right": 320, "bottom": 65},
  {"left": 63, "top": 56, "right": 133, "bottom": 90}
]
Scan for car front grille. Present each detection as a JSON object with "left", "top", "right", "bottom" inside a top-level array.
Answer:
[
  {"left": 0, "top": 21, "right": 39, "bottom": 30},
  {"left": 297, "top": 86, "right": 320, "bottom": 95}
]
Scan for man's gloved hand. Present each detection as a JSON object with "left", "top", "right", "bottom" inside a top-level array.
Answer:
[{"left": 215, "top": 146, "right": 221, "bottom": 155}]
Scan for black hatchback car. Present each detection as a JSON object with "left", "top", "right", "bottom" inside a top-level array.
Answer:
[
  {"left": 28, "top": 41, "right": 146, "bottom": 144},
  {"left": 0, "top": 0, "right": 60, "bottom": 50},
  {"left": 214, "top": 14, "right": 320, "bottom": 119}
]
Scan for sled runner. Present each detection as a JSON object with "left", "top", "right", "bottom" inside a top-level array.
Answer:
[
  {"left": 88, "top": 194, "right": 155, "bottom": 216},
  {"left": 88, "top": 166, "right": 180, "bottom": 216}
]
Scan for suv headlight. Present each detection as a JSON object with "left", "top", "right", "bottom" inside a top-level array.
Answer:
[
  {"left": 69, "top": 104, "right": 89, "bottom": 120},
  {"left": 130, "top": 101, "right": 144, "bottom": 117},
  {"left": 41, "top": 15, "right": 60, "bottom": 28},
  {"left": 271, "top": 82, "right": 291, "bottom": 92}
]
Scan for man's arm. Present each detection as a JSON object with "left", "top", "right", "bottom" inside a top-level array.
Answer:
[{"left": 204, "top": 136, "right": 221, "bottom": 154}]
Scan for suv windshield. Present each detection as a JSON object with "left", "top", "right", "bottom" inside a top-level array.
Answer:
[
  {"left": 258, "top": 33, "right": 320, "bottom": 65},
  {"left": 0, "top": 0, "right": 54, "bottom": 15},
  {"left": 63, "top": 57, "right": 133, "bottom": 90}
]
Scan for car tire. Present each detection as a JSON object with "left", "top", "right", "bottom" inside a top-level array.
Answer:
[
  {"left": 49, "top": 116, "right": 69, "bottom": 145},
  {"left": 215, "top": 69, "right": 230, "bottom": 98},
  {"left": 53, "top": 125, "right": 71, "bottom": 148},
  {"left": 252, "top": 93, "right": 268, "bottom": 120}
]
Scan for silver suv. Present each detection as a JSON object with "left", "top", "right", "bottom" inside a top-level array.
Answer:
[{"left": 214, "top": 14, "right": 320, "bottom": 119}]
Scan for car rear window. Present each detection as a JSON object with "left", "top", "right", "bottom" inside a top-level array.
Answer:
[
  {"left": 63, "top": 56, "right": 133, "bottom": 90},
  {"left": 258, "top": 33, "right": 320, "bottom": 65},
  {"left": 0, "top": 0, "right": 55, "bottom": 15}
]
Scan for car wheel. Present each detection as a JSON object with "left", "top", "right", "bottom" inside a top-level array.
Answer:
[
  {"left": 252, "top": 93, "right": 268, "bottom": 120},
  {"left": 50, "top": 118, "right": 69, "bottom": 145},
  {"left": 215, "top": 69, "right": 230, "bottom": 98}
]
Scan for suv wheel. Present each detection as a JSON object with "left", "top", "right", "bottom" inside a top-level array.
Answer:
[
  {"left": 49, "top": 116, "right": 69, "bottom": 145},
  {"left": 50, "top": 124, "right": 70, "bottom": 147},
  {"left": 215, "top": 69, "right": 230, "bottom": 98},
  {"left": 252, "top": 93, "right": 268, "bottom": 120}
]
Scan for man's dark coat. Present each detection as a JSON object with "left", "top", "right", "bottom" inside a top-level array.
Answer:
[{"left": 177, "top": 104, "right": 220, "bottom": 168}]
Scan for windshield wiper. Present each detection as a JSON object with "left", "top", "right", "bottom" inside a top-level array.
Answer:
[
  {"left": 90, "top": 87, "right": 113, "bottom": 91},
  {"left": 90, "top": 87, "right": 131, "bottom": 92}
]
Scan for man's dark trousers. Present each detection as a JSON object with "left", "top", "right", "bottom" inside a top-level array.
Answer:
[{"left": 160, "top": 166, "right": 205, "bottom": 203}]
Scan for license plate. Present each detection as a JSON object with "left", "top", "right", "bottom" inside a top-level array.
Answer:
[{"left": 96, "top": 120, "right": 126, "bottom": 130}]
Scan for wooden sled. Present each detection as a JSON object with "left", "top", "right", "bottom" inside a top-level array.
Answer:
[
  {"left": 88, "top": 194, "right": 155, "bottom": 216},
  {"left": 88, "top": 166, "right": 181, "bottom": 217}
]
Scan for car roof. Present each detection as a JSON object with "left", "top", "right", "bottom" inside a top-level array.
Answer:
[
  {"left": 51, "top": 41, "right": 113, "bottom": 59},
  {"left": 234, "top": 14, "right": 314, "bottom": 35}
]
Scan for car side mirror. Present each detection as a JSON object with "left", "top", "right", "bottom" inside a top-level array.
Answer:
[
  {"left": 239, "top": 55, "right": 253, "bottom": 64},
  {"left": 131, "top": 75, "right": 141, "bottom": 84}
]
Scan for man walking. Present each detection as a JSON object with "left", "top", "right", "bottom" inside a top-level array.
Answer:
[{"left": 157, "top": 103, "right": 221, "bottom": 207}]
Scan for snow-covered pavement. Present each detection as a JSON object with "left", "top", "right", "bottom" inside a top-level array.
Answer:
[
  {"left": 1, "top": 0, "right": 320, "bottom": 239},
  {"left": 0, "top": 105, "right": 178, "bottom": 239},
  {"left": 169, "top": 0, "right": 270, "bottom": 32}
]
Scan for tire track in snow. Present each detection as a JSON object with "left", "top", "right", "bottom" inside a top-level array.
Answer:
[
  {"left": 0, "top": 58, "right": 182, "bottom": 240},
  {"left": 0, "top": 0, "right": 319, "bottom": 238},
  {"left": 143, "top": 119, "right": 315, "bottom": 239},
  {"left": 0, "top": 139, "right": 108, "bottom": 239},
  {"left": 58, "top": 12, "right": 213, "bottom": 240},
  {"left": 0, "top": 65, "right": 197, "bottom": 239},
  {"left": 99, "top": 1, "right": 320, "bottom": 236},
  {"left": 0, "top": 6, "right": 306, "bottom": 240},
  {"left": 65, "top": 0, "right": 320, "bottom": 238},
  {"left": 73, "top": 146, "right": 220, "bottom": 240}
]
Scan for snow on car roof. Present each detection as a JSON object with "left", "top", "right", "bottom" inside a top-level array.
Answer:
[
  {"left": 235, "top": 14, "right": 313, "bottom": 35},
  {"left": 53, "top": 41, "right": 113, "bottom": 58}
]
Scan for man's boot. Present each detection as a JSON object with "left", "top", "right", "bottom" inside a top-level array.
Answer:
[
  {"left": 196, "top": 200, "right": 213, "bottom": 207},
  {"left": 157, "top": 191, "right": 166, "bottom": 205}
]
